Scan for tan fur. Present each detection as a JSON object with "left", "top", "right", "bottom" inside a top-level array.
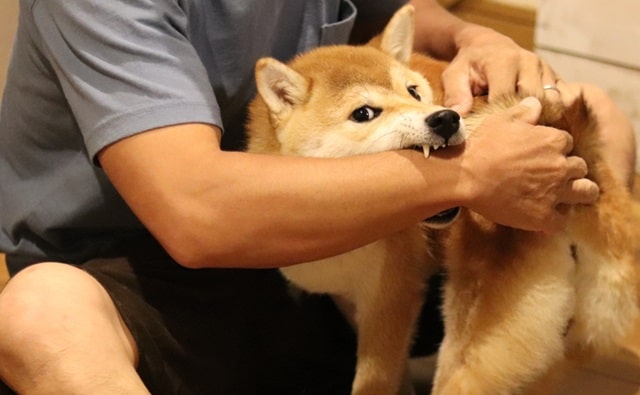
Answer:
[{"left": 245, "top": 5, "right": 639, "bottom": 394}]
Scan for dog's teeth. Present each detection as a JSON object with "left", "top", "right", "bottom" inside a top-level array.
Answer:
[{"left": 422, "top": 145, "right": 430, "bottom": 158}]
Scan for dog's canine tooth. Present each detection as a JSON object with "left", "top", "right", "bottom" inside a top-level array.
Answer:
[{"left": 422, "top": 144, "right": 431, "bottom": 158}]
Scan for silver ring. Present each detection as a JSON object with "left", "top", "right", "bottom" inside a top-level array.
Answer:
[{"left": 543, "top": 84, "right": 560, "bottom": 93}]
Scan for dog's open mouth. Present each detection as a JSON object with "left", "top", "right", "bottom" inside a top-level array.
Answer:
[
  {"left": 411, "top": 144, "right": 448, "bottom": 158},
  {"left": 423, "top": 207, "right": 461, "bottom": 228}
]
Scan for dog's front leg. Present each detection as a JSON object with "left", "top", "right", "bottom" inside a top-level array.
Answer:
[
  {"left": 350, "top": 240, "right": 430, "bottom": 395},
  {"left": 350, "top": 283, "right": 425, "bottom": 395}
]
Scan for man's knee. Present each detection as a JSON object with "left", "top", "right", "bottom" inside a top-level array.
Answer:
[
  {"left": 0, "top": 262, "right": 144, "bottom": 393},
  {"left": 0, "top": 262, "right": 114, "bottom": 351}
]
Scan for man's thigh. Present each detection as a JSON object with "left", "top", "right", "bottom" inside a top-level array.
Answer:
[{"left": 84, "top": 239, "right": 358, "bottom": 395}]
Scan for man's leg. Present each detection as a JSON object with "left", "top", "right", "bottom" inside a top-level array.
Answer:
[{"left": 0, "top": 262, "right": 149, "bottom": 394}]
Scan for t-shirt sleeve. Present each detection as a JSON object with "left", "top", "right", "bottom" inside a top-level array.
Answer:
[{"left": 31, "top": 0, "right": 222, "bottom": 159}]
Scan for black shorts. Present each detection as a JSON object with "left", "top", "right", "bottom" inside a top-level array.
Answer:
[{"left": 1, "top": 238, "right": 444, "bottom": 395}]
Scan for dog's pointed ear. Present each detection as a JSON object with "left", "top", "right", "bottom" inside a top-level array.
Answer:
[
  {"left": 380, "top": 5, "right": 415, "bottom": 65},
  {"left": 255, "top": 58, "right": 311, "bottom": 119}
]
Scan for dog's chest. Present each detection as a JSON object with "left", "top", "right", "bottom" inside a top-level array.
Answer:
[{"left": 280, "top": 240, "right": 389, "bottom": 298}]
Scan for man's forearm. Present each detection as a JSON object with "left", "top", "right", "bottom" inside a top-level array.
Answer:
[
  {"left": 99, "top": 123, "right": 467, "bottom": 270},
  {"left": 409, "top": 0, "right": 470, "bottom": 60}
]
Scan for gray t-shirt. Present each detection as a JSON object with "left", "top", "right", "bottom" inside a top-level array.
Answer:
[{"left": 0, "top": 0, "right": 406, "bottom": 272}]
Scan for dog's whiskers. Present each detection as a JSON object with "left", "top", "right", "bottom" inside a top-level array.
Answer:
[{"left": 362, "top": 129, "right": 402, "bottom": 153}]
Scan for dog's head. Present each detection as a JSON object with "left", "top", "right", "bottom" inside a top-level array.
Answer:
[{"left": 246, "top": 5, "right": 466, "bottom": 160}]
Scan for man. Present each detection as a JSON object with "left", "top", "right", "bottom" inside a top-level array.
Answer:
[{"left": 0, "top": 0, "right": 630, "bottom": 394}]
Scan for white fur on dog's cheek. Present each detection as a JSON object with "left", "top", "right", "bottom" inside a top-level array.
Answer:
[
  {"left": 292, "top": 123, "right": 392, "bottom": 157},
  {"left": 298, "top": 133, "right": 359, "bottom": 157}
]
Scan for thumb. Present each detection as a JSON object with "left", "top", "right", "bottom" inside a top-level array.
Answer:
[{"left": 506, "top": 96, "right": 542, "bottom": 125}]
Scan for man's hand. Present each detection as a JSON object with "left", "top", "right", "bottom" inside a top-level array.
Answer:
[
  {"left": 456, "top": 97, "right": 599, "bottom": 233},
  {"left": 442, "top": 25, "right": 558, "bottom": 115}
]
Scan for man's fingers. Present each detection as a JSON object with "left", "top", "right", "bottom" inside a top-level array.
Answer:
[
  {"left": 543, "top": 176, "right": 598, "bottom": 234},
  {"left": 515, "top": 59, "right": 545, "bottom": 98},
  {"left": 486, "top": 61, "right": 517, "bottom": 102},
  {"left": 566, "top": 155, "right": 588, "bottom": 179},
  {"left": 442, "top": 63, "right": 474, "bottom": 115},
  {"left": 561, "top": 154, "right": 600, "bottom": 206},
  {"left": 559, "top": 178, "right": 600, "bottom": 205},
  {"left": 539, "top": 61, "right": 559, "bottom": 97},
  {"left": 558, "top": 131, "right": 574, "bottom": 155}
]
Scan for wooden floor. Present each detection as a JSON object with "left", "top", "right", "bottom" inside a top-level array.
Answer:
[
  {"left": 556, "top": 350, "right": 640, "bottom": 395},
  {"left": 410, "top": 350, "right": 640, "bottom": 394}
]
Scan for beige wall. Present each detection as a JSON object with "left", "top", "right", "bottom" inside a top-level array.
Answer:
[
  {"left": 1, "top": 1, "right": 19, "bottom": 101},
  {"left": 536, "top": 0, "right": 640, "bottom": 173},
  {"left": 449, "top": 0, "right": 537, "bottom": 50}
]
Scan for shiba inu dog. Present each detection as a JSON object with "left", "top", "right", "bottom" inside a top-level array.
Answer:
[
  {"left": 246, "top": 4, "right": 639, "bottom": 395},
  {"left": 246, "top": 6, "right": 461, "bottom": 395}
]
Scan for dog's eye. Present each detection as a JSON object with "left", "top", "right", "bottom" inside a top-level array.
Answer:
[
  {"left": 350, "top": 106, "right": 381, "bottom": 123},
  {"left": 407, "top": 85, "right": 421, "bottom": 101}
]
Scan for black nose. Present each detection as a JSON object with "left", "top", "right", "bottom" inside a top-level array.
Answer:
[{"left": 426, "top": 109, "right": 460, "bottom": 143}]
